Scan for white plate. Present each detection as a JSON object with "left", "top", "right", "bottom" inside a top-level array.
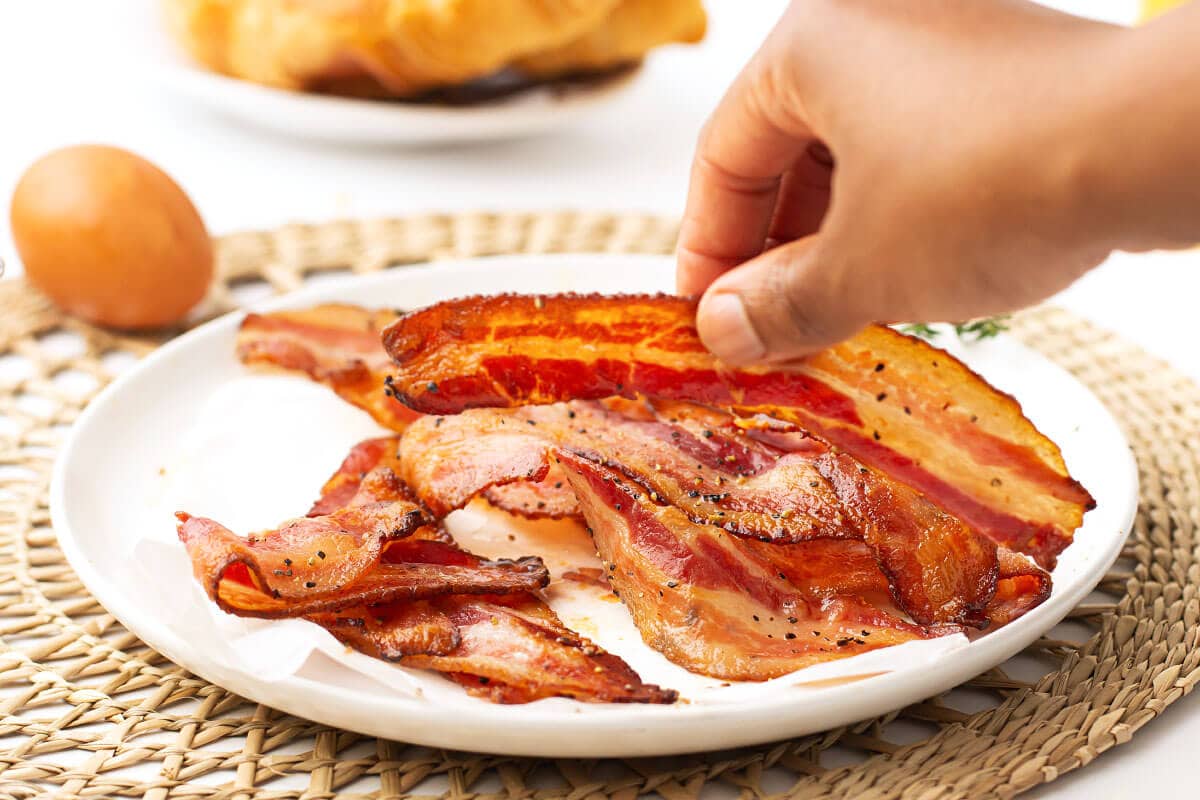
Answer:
[
  {"left": 51, "top": 254, "right": 1137, "bottom": 757},
  {"left": 133, "top": 2, "right": 643, "bottom": 146}
]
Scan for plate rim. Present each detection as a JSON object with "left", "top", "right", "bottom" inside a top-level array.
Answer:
[{"left": 49, "top": 253, "right": 1139, "bottom": 757}]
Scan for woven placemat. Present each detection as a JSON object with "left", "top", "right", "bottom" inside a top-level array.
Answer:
[{"left": 0, "top": 211, "right": 1196, "bottom": 800}]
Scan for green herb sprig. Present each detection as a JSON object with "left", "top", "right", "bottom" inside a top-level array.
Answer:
[{"left": 899, "top": 315, "right": 1010, "bottom": 342}]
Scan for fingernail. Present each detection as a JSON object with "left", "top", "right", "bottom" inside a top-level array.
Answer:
[{"left": 698, "top": 292, "right": 766, "bottom": 365}]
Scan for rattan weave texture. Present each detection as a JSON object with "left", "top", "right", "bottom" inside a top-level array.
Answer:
[{"left": 0, "top": 212, "right": 1196, "bottom": 800}]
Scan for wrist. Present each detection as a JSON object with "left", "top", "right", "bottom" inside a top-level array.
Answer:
[{"left": 1061, "top": 13, "right": 1200, "bottom": 253}]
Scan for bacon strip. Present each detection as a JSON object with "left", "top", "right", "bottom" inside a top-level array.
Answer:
[
  {"left": 180, "top": 435, "right": 674, "bottom": 703},
  {"left": 238, "top": 304, "right": 417, "bottom": 431},
  {"left": 554, "top": 451, "right": 939, "bottom": 681},
  {"left": 399, "top": 401, "right": 1026, "bottom": 628},
  {"left": 382, "top": 294, "right": 1094, "bottom": 568},
  {"left": 175, "top": 465, "right": 548, "bottom": 617},
  {"left": 318, "top": 593, "right": 676, "bottom": 703},
  {"left": 742, "top": 538, "right": 1046, "bottom": 629},
  {"left": 177, "top": 462, "right": 433, "bottom": 616}
]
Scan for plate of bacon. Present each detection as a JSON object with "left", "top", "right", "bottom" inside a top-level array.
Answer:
[{"left": 51, "top": 254, "right": 1136, "bottom": 757}]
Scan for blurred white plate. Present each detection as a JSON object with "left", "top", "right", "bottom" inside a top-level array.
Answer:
[
  {"left": 154, "top": 63, "right": 643, "bottom": 146},
  {"left": 51, "top": 255, "right": 1137, "bottom": 757},
  {"left": 135, "top": 5, "right": 643, "bottom": 145}
]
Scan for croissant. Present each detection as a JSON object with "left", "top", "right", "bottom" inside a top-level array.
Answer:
[
  {"left": 516, "top": 0, "right": 706, "bottom": 78},
  {"left": 165, "top": 0, "right": 704, "bottom": 98}
]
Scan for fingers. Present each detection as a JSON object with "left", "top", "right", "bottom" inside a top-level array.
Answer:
[
  {"left": 696, "top": 236, "right": 876, "bottom": 365},
  {"left": 675, "top": 63, "right": 814, "bottom": 297},
  {"left": 768, "top": 142, "right": 834, "bottom": 245}
]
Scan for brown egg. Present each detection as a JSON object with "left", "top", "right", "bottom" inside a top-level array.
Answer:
[{"left": 10, "top": 145, "right": 214, "bottom": 330}]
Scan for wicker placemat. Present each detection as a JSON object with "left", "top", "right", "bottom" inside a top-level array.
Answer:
[{"left": 0, "top": 211, "right": 1196, "bottom": 800}]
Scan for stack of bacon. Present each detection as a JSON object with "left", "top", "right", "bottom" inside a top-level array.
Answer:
[{"left": 179, "top": 294, "right": 1094, "bottom": 703}]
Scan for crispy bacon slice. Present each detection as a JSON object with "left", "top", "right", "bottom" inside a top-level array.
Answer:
[
  {"left": 238, "top": 304, "right": 417, "bottom": 431},
  {"left": 741, "top": 538, "right": 1047, "bottom": 629},
  {"left": 382, "top": 294, "right": 1094, "bottom": 568},
  {"left": 399, "top": 401, "right": 1017, "bottom": 627},
  {"left": 190, "top": 525, "right": 550, "bottom": 618},
  {"left": 176, "top": 466, "right": 547, "bottom": 618},
  {"left": 989, "top": 547, "right": 1053, "bottom": 627},
  {"left": 318, "top": 593, "right": 676, "bottom": 703},
  {"left": 177, "top": 463, "right": 432, "bottom": 616},
  {"left": 482, "top": 468, "right": 581, "bottom": 519},
  {"left": 554, "top": 451, "right": 939, "bottom": 681},
  {"left": 180, "top": 435, "right": 673, "bottom": 703}
]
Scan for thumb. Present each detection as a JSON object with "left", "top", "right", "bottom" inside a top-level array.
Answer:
[{"left": 695, "top": 237, "right": 875, "bottom": 365}]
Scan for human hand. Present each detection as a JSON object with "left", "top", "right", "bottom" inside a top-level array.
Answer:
[{"left": 676, "top": 0, "right": 1129, "bottom": 364}]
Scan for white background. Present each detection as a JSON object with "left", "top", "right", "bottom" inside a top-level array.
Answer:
[{"left": 0, "top": 1, "right": 1196, "bottom": 797}]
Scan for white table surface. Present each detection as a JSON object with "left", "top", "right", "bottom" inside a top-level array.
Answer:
[{"left": 1, "top": 1, "right": 1196, "bottom": 797}]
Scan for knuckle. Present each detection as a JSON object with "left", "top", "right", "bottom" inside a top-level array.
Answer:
[{"left": 747, "top": 51, "right": 809, "bottom": 135}]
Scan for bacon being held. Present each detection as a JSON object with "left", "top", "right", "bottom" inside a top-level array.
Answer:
[{"left": 382, "top": 293, "right": 1094, "bottom": 568}]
